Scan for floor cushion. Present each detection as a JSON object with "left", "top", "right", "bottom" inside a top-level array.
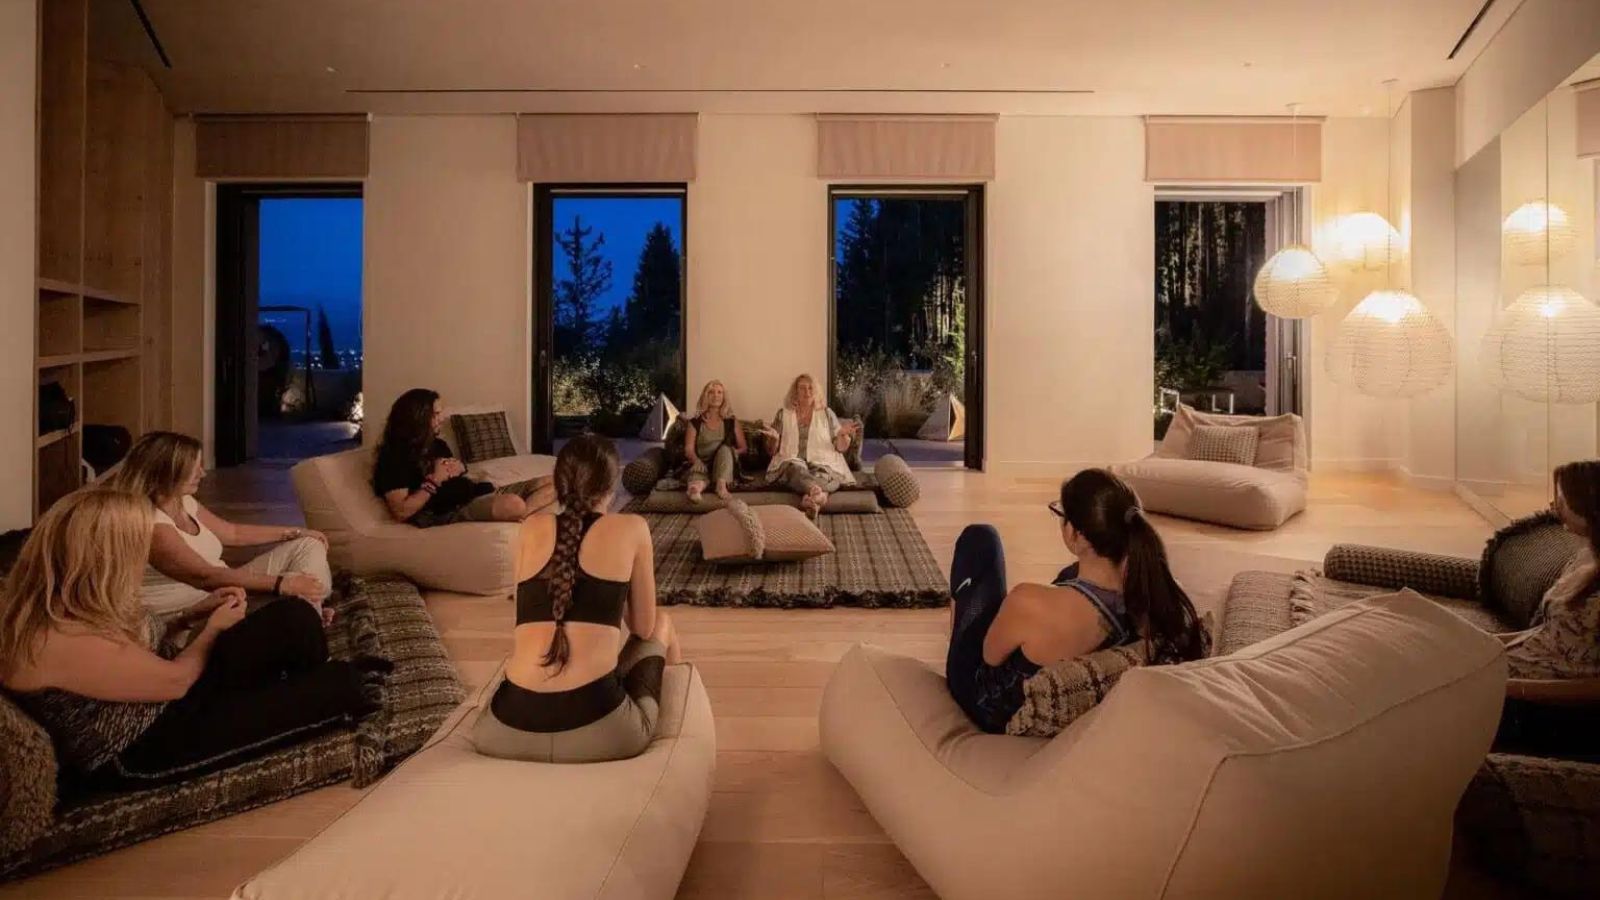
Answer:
[
  {"left": 1156, "top": 405, "right": 1307, "bottom": 473},
  {"left": 637, "top": 488, "right": 882, "bottom": 515},
  {"left": 1110, "top": 457, "right": 1307, "bottom": 530},
  {"left": 695, "top": 501, "right": 835, "bottom": 563},
  {"left": 232, "top": 663, "right": 716, "bottom": 900}
]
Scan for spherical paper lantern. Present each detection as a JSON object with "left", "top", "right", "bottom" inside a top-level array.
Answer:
[
  {"left": 1253, "top": 244, "right": 1337, "bottom": 319},
  {"left": 1481, "top": 285, "right": 1600, "bottom": 404},
  {"left": 1502, "top": 201, "right": 1576, "bottom": 267},
  {"left": 1326, "top": 289, "right": 1453, "bottom": 398},
  {"left": 1329, "top": 212, "right": 1402, "bottom": 270}
]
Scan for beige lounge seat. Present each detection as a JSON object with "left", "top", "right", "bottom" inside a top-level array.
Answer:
[
  {"left": 1111, "top": 405, "right": 1309, "bottom": 529},
  {"left": 291, "top": 446, "right": 554, "bottom": 595},
  {"left": 819, "top": 591, "right": 1505, "bottom": 900},
  {"left": 233, "top": 663, "right": 716, "bottom": 900}
]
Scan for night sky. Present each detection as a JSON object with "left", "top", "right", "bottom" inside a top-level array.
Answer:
[
  {"left": 258, "top": 198, "right": 364, "bottom": 352},
  {"left": 551, "top": 196, "right": 682, "bottom": 313}
]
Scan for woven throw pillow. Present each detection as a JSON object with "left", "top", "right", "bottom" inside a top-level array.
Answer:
[
  {"left": 1006, "top": 644, "right": 1148, "bottom": 737},
  {"left": 1481, "top": 512, "right": 1588, "bottom": 629},
  {"left": 622, "top": 447, "right": 668, "bottom": 497},
  {"left": 872, "top": 454, "right": 920, "bottom": 508},
  {"left": 1184, "top": 424, "right": 1259, "bottom": 466},
  {"left": 695, "top": 500, "right": 834, "bottom": 564},
  {"left": 450, "top": 411, "right": 517, "bottom": 464},
  {"left": 0, "top": 693, "right": 57, "bottom": 858}
]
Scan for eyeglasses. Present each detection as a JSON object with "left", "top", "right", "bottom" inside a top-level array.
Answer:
[{"left": 1047, "top": 500, "right": 1066, "bottom": 520}]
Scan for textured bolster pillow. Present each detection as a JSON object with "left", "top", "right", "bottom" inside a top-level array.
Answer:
[
  {"left": 1006, "top": 644, "right": 1147, "bottom": 737},
  {"left": 695, "top": 500, "right": 835, "bottom": 564},
  {"left": 622, "top": 447, "right": 668, "bottom": 497},
  {"left": 872, "top": 454, "right": 920, "bottom": 508},
  {"left": 0, "top": 694, "right": 59, "bottom": 858}
]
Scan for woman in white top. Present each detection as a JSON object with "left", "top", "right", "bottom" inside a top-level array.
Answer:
[
  {"left": 759, "top": 374, "right": 859, "bottom": 517},
  {"left": 107, "top": 432, "right": 333, "bottom": 626}
]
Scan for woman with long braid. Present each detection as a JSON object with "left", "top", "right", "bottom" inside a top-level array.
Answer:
[{"left": 472, "top": 434, "right": 682, "bottom": 762}]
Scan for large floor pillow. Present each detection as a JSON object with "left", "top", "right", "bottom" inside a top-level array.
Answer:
[
  {"left": 1110, "top": 457, "right": 1306, "bottom": 530},
  {"left": 637, "top": 488, "right": 882, "bottom": 514}
]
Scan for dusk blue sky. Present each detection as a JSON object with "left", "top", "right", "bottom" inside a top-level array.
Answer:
[
  {"left": 551, "top": 197, "right": 681, "bottom": 314},
  {"left": 258, "top": 198, "right": 364, "bottom": 352}
]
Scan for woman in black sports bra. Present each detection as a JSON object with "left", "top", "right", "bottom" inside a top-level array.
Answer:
[{"left": 471, "top": 434, "right": 682, "bottom": 763}]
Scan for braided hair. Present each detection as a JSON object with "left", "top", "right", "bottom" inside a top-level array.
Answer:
[
  {"left": 1058, "top": 469, "right": 1210, "bottom": 665},
  {"left": 541, "top": 433, "right": 621, "bottom": 671}
]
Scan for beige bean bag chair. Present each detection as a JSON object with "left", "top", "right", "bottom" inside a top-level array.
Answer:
[
  {"left": 233, "top": 663, "right": 716, "bottom": 900},
  {"left": 820, "top": 591, "right": 1505, "bottom": 900},
  {"left": 291, "top": 446, "right": 554, "bottom": 596},
  {"left": 1112, "top": 405, "right": 1308, "bottom": 529}
]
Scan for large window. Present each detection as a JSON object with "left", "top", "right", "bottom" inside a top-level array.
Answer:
[
  {"left": 534, "top": 187, "right": 686, "bottom": 449},
  {"left": 829, "top": 188, "right": 984, "bottom": 469}
]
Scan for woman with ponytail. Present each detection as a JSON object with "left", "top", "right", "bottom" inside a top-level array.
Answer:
[
  {"left": 945, "top": 468, "right": 1210, "bottom": 733},
  {"left": 472, "top": 434, "right": 682, "bottom": 763}
]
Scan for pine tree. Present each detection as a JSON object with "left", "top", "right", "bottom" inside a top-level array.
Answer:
[
  {"left": 315, "top": 304, "right": 339, "bottom": 370},
  {"left": 619, "top": 222, "right": 682, "bottom": 348},
  {"left": 554, "top": 215, "right": 612, "bottom": 355}
]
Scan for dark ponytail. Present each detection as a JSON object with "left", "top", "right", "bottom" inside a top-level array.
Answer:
[
  {"left": 541, "top": 434, "right": 621, "bottom": 672},
  {"left": 1553, "top": 460, "right": 1600, "bottom": 605},
  {"left": 1059, "top": 470, "right": 1210, "bottom": 665}
]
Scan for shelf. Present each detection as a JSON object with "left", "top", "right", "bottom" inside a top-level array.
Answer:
[
  {"left": 37, "top": 353, "right": 79, "bottom": 369},
  {"left": 81, "top": 348, "right": 140, "bottom": 364},
  {"left": 36, "top": 277, "right": 136, "bottom": 306},
  {"left": 36, "top": 426, "right": 76, "bottom": 450}
]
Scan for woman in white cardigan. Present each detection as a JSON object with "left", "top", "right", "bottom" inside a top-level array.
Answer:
[{"left": 760, "top": 373, "right": 859, "bottom": 517}]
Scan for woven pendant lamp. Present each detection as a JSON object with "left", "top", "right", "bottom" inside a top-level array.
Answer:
[
  {"left": 1503, "top": 201, "right": 1575, "bottom": 266},
  {"left": 1253, "top": 105, "right": 1337, "bottom": 319},
  {"left": 1481, "top": 285, "right": 1600, "bottom": 403},
  {"left": 1329, "top": 211, "right": 1403, "bottom": 270},
  {"left": 1325, "top": 80, "right": 1453, "bottom": 398}
]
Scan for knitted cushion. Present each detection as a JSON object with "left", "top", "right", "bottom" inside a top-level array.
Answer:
[
  {"left": 639, "top": 488, "right": 882, "bottom": 515},
  {"left": 449, "top": 412, "right": 517, "bottom": 464},
  {"left": 1481, "top": 512, "right": 1587, "bottom": 629},
  {"left": 0, "top": 694, "right": 56, "bottom": 859},
  {"left": 1184, "top": 424, "right": 1259, "bottom": 466},
  {"left": 1322, "top": 545, "right": 1480, "bottom": 601},
  {"left": 1006, "top": 644, "right": 1147, "bottom": 737},
  {"left": 694, "top": 501, "right": 835, "bottom": 564},
  {"left": 622, "top": 447, "right": 667, "bottom": 497},
  {"left": 872, "top": 454, "right": 920, "bottom": 508}
]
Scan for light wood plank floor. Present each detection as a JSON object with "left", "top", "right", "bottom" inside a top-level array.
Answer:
[{"left": 5, "top": 464, "right": 1531, "bottom": 899}]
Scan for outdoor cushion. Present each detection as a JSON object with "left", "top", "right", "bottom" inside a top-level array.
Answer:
[
  {"left": 1185, "top": 424, "right": 1258, "bottom": 466},
  {"left": 232, "top": 663, "right": 716, "bottom": 900},
  {"left": 1156, "top": 405, "right": 1306, "bottom": 473},
  {"left": 449, "top": 411, "right": 517, "bottom": 464},
  {"left": 1110, "top": 457, "right": 1306, "bottom": 530},
  {"left": 695, "top": 501, "right": 835, "bottom": 564}
]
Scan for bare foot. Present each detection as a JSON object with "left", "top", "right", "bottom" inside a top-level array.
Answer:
[
  {"left": 687, "top": 483, "right": 704, "bottom": 504},
  {"left": 714, "top": 481, "right": 732, "bottom": 501}
]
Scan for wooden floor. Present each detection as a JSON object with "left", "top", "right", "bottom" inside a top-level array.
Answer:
[{"left": 5, "top": 464, "right": 1529, "bottom": 899}]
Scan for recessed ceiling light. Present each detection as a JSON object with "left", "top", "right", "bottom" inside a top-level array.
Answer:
[
  {"left": 632, "top": 63, "right": 645, "bottom": 70},
  {"left": 941, "top": 61, "right": 951, "bottom": 69},
  {"left": 325, "top": 66, "right": 337, "bottom": 74}
]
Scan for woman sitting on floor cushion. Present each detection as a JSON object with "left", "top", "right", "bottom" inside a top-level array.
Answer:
[
  {"left": 684, "top": 379, "right": 747, "bottom": 504},
  {"left": 0, "top": 490, "right": 376, "bottom": 785},
  {"left": 109, "top": 431, "right": 334, "bottom": 627},
  {"left": 373, "top": 388, "right": 554, "bottom": 528},
  {"left": 759, "top": 373, "right": 858, "bottom": 517},
  {"left": 472, "top": 434, "right": 682, "bottom": 763},
  {"left": 946, "top": 468, "right": 1211, "bottom": 734},
  {"left": 1495, "top": 459, "right": 1600, "bottom": 756}
]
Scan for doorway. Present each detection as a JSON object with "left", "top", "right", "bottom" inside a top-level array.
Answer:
[
  {"left": 533, "top": 185, "right": 687, "bottom": 455},
  {"left": 216, "top": 185, "right": 364, "bottom": 466},
  {"left": 827, "top": 186, "right": 985, "bottom": 470},
  {"left": 1153, "top": 189, "right": 1305, "bottom": 440}
]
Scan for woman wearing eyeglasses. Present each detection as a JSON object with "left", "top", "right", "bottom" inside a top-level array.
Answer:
[{"left": 945, "top": 468, "right": 1211, "bottom": 733}]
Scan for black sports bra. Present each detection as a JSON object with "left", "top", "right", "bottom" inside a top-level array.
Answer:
[{"left": 515, "top": 514, "right": 630, "bottom": 627}]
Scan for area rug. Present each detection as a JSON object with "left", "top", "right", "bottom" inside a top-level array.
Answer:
[{"left": 632, "top": 502, "right": 949, "bottom": 609}]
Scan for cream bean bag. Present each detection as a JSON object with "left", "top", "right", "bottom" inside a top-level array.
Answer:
[
  {"left": 291, "top": 447, "right": 554, "bottom": 596},
  {"left": 819, "top": 591, "right": 1505, "bottom": 900},
  {"left": 233, "top": 663, "right": 716, "bottom": 900}
]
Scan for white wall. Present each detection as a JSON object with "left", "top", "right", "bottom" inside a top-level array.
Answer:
[
  {"left": 170, "top": 119, "right": 215, "bottom": 464},
  {"left": 1, "top": 0, "right": 38, "bottom": 528},
  {"left": 363, "top": 115, "right": 532, "bottom": 448}
]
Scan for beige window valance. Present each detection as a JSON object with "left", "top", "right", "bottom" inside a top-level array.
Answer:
[
  {"left": 816, "top": 115, "right": 996, "bottom": 180},
  {"left": 1144, "top": 116, "right": 1323, "bottom": 183},
  {"left": 517, "top": 114, "right": 697, "bottom": 183},
  {"left": 1577, "top": 81, "right": 1600, "bottom": 159},
  {"left": 194, "top": 115, "right": 369, "bottom": 179}
]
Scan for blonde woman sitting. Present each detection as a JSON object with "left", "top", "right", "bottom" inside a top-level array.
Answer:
[
  {"left": 684, "top": 379, "right": 747, "bottom": 503},
  {"left": 108, "top": 431, "right": 335, "bottom": 628},
  {"left": 760, "top": 373, "right": 859, "bottom": 517}
]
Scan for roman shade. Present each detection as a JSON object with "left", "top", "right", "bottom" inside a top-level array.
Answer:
[
  {"left": 195, "top": 115, "right": 369, "bottom": 179},
  {"left": 816, "top": 115, "right": 996, "bottom": 180},
  {"left": 1144, "top": 117, "right": 1323, "bottom": 183},
  {"left": 516, "top": 114, "right": 697, "bottom": 183},
  {"left": 1577, "top": 81, "right": 1600, "bottom": 159}
]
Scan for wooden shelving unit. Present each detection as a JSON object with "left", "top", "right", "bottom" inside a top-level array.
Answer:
[{"left": 33, "top": 0, "right": 171, "bottom": 517}]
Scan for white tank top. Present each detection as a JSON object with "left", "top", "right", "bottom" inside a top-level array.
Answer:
[{"left": 142, "top": 495, "right": 224, "bottom": 620}]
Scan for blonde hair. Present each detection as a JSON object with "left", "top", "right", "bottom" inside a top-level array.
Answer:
[
  {"left": 0, "top": 490, "right": 155, "bottom": 675},
  {"left": 107, "top": 431, "right": 203, "bottom": 503},
  {"left": 695, "top": 380, "right": 736, "bottom": 420},
  {"left": 784, "top": 374, "right": 824, "bottom": 411}
]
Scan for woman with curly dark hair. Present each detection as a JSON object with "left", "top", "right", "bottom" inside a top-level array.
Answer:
[
  {"left": 471, "top": 434, "right": 682, "bottom": 763},
  {"left": 945, "top": 468, "right": 1210, "bottom": 734},
  {"left": 372, "top": 388, "right": 553, "bottom": 528}
]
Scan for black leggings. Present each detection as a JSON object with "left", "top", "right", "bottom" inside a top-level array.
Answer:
[{"left": 112, "top": 599, "right": 372, "bottom": 783}]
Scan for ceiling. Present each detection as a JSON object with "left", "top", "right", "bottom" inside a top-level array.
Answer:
[{"left": 95, "top": 0, "right": 1520, "bottom": 117}]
